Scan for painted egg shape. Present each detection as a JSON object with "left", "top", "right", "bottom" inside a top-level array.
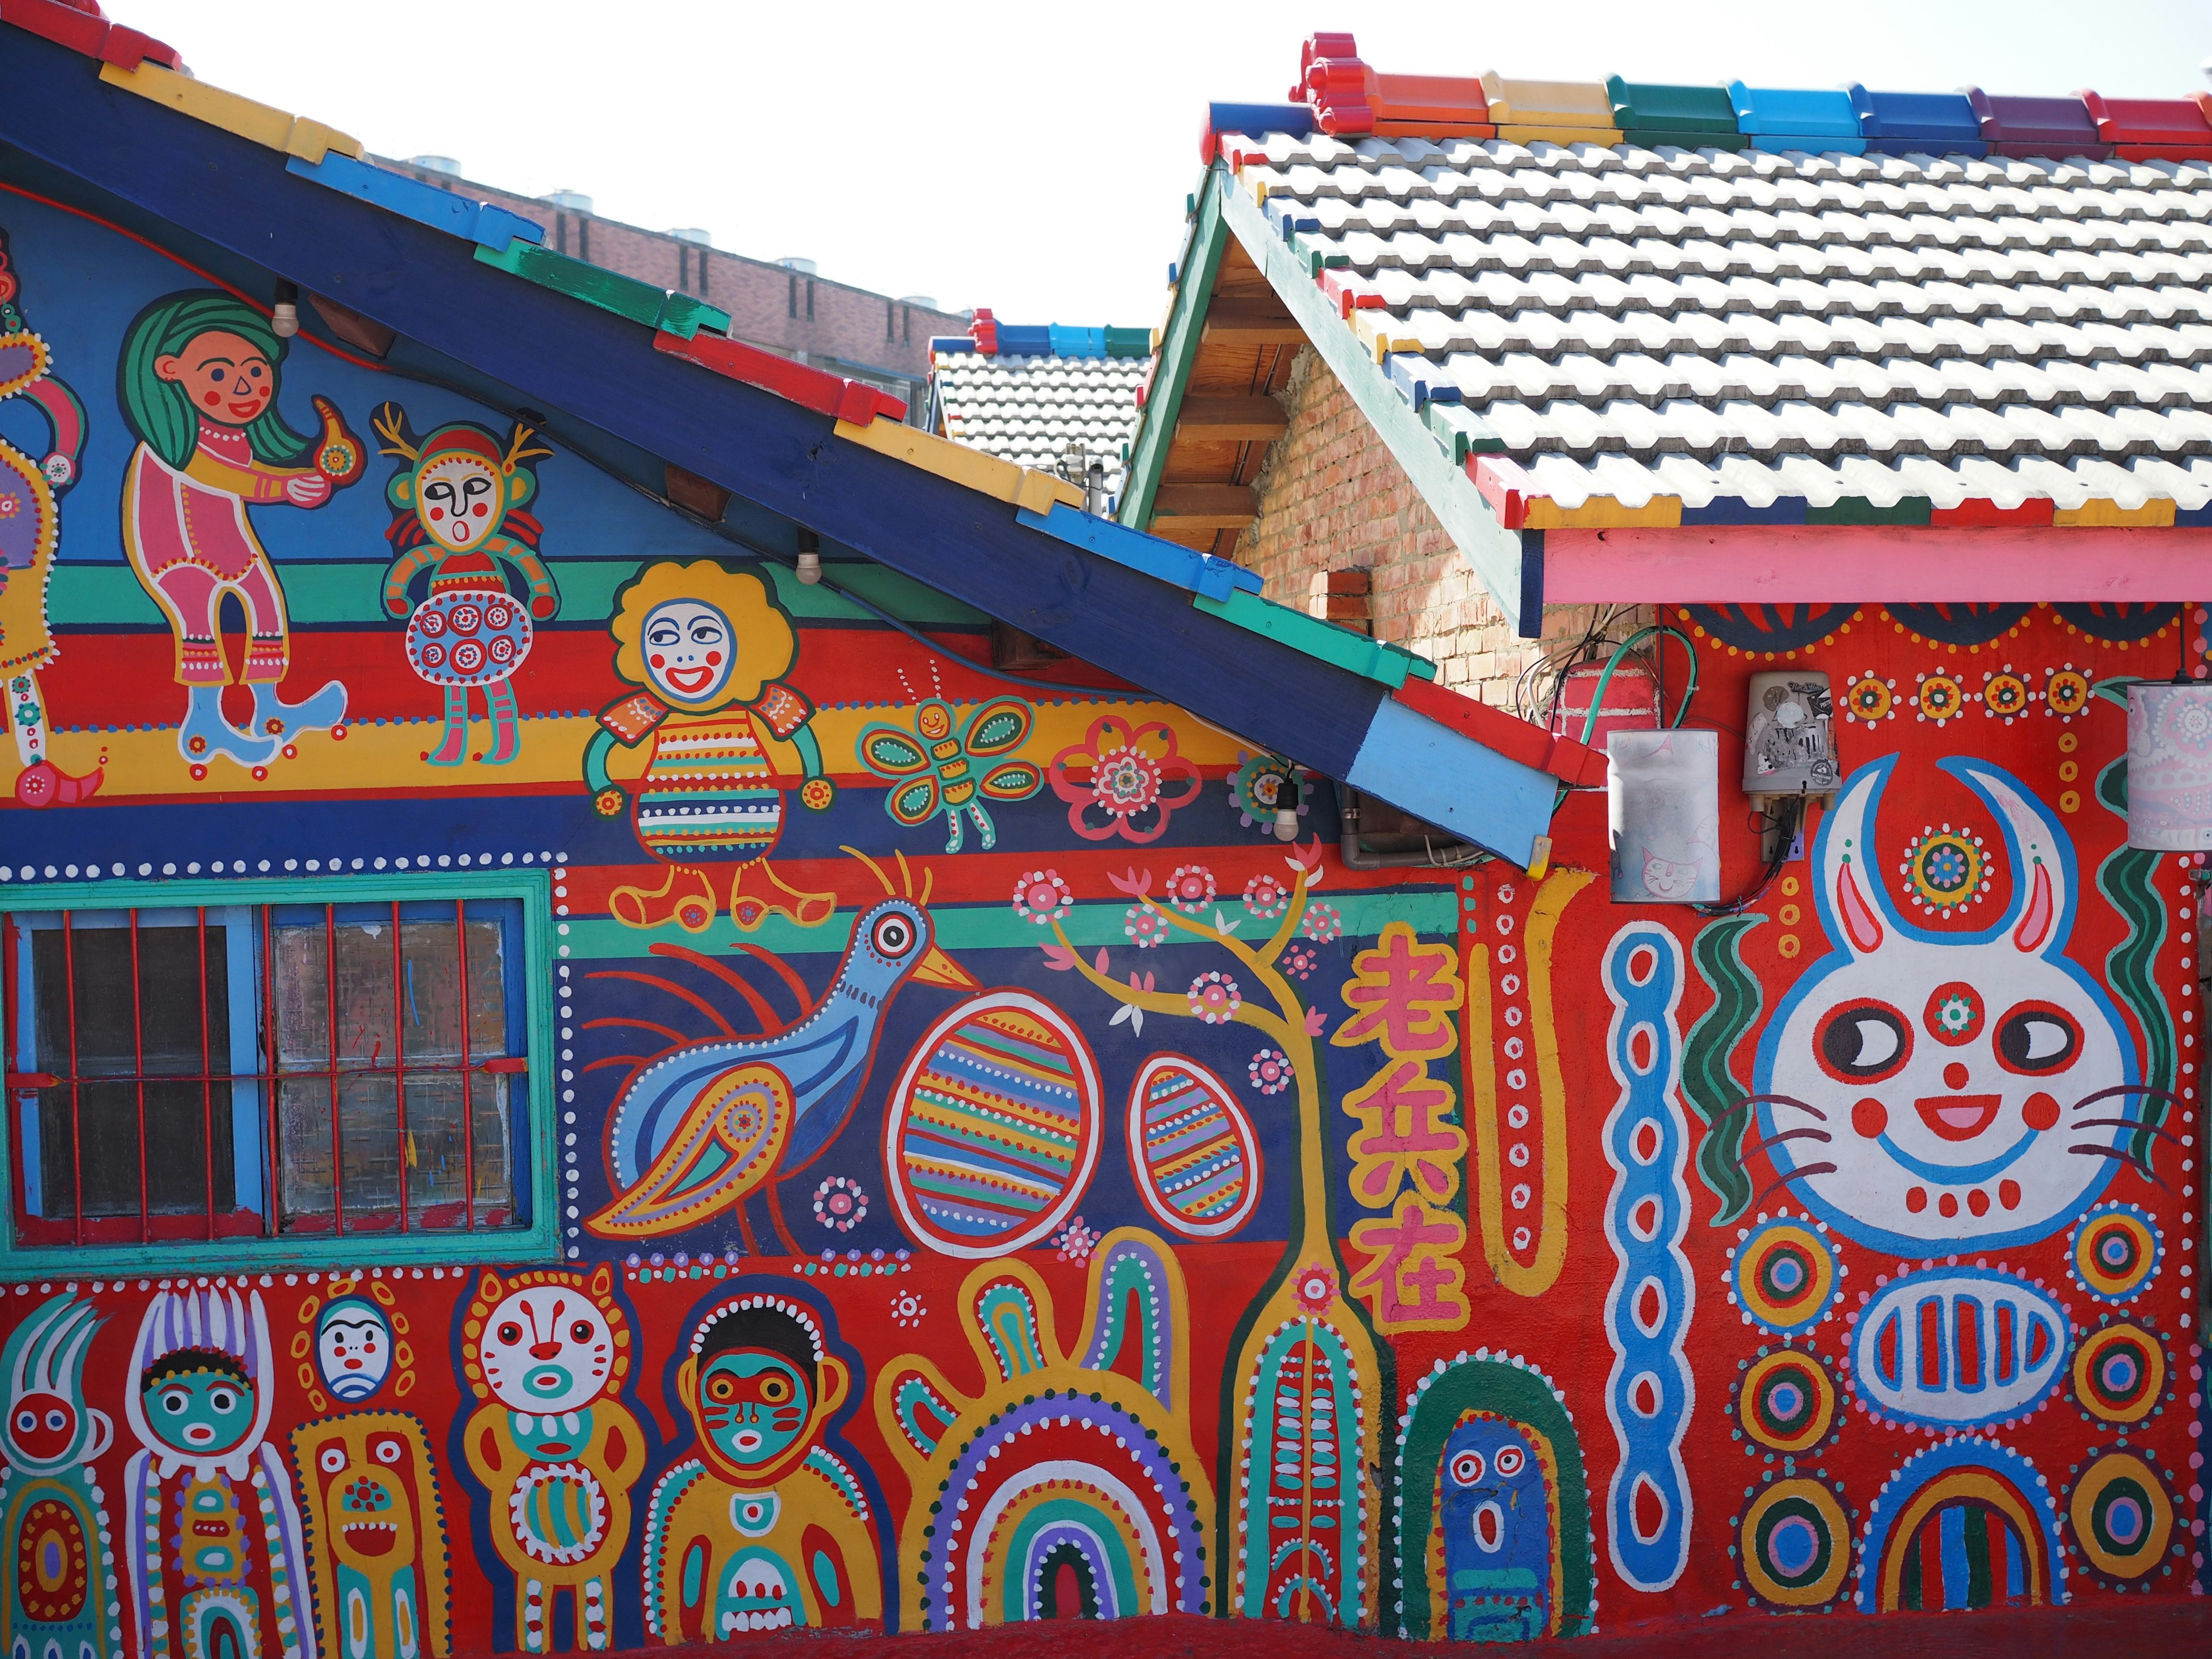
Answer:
[
  {"left": 1849, "top": 1266, "right": 2069, "bottom": 1430},
  {"left": 1127, "top": 1055, "right": 1263, "bottom": 1238},
  {"left": 884, "top": 990, "right": 1102, "bottom": 1257}
]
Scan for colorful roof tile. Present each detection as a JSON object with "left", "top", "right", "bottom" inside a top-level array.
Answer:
[{"left": 930, "top": 318, "right": 1150, "bottom": 505}]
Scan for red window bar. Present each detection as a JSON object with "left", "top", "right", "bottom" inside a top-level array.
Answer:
[{"left": 2, "top": 900, "right": 522, "bottom": 1247}]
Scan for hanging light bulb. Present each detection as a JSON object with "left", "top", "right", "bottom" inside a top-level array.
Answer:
[
  {"left": 796, "top": 527, "right": 822, "bottom": 585},
  {"left": 271, "top": 279, "right": 300, "bottom": 339},
  {"left": 1271, "top": 772, "right": 1301, "bottom": 840}
]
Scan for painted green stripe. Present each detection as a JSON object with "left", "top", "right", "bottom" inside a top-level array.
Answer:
[
  {"left": 48, "top": 559, "right": 991, "bottom": 628},
  {"left": 1805, "top": 496, "right": 1932, "bottom": 527},
  {"left": 1191, "top": 588, "right": 1422, "bottom": 688},
  {"left": 559, "top": 889, "right": 1457, "bottom": 961},
  {"left": 1118, "top": 178, "right": 1232, "bottom": 532}
]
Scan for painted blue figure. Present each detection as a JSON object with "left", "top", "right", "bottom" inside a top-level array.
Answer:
[
  {"left": 1, "top": 1294, "right": 121, "bottom": 1659},
  {"left": 585, "top": 856, "right": 975, "bottom": 1249},
  {"left": 1436, "top": 1413, "right": 1555, "bottom": 1643}
]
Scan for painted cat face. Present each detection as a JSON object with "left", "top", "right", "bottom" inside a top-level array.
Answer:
[
  {"left": 315, "top": 1297, "right": 392, "bottom": 1403},
  {"left": 642, "top": 599, "right": 734, "bottom": 706},
  {"left": 1756, "top": 757, "right": 2138, "bottom": 1255},
  {"left": 143, "top": 1364, "right": 257, "bottom": 1457},
  {"left": 698, "top": 1350, "right": 812, "bottom": 1473},
  {"left": 478, "top": 1286, "right": 615, "bottom": 1414}
]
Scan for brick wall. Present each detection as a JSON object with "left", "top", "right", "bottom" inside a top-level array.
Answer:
[
  {"left": 1233, "top": 347, "right": 1652, "bottom": 710},
  {"left": 378, "top": 161, "right": 969, "bottom": 399}
]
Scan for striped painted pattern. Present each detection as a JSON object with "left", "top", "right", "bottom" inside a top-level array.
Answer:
[
  {"left": 1132, "top": 1059, "right": 1257, "bottom": 1236},
  {"left": 1898, "top": 1499, "right": 2028, "bottom": 1611},
  {"left": 892, "top": 1001, "right": 1094, "bottom": 1247},
  {"left": 637, "top": 712, "right": 782, "bottom": 859}
]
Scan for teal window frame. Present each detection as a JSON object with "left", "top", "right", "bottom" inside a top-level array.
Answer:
[{"left": 0, "top": 870, "right": 560, "bottom": 1274}]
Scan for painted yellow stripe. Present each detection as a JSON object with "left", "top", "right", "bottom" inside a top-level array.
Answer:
[
  {"left": 832, "top": 420, "right": 1085, "bottom": 513},
  {"left": 99, "top": 61, "right": 362, "bottom": 163},
  {"left": 2054, "top": 499, "right": 2176, "bottom": 527},
  {"left": 1522, "top": 495, "right": 1683, "bottom": 528}
]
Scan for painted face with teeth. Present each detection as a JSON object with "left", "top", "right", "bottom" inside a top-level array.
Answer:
[
  {"left": 141, "top": 1350, "right": 256, "bottom": 1458},
  {"left": 313, "top": 1429, "right": 421, "bottom": 1571},
  {"left": 642, "top": 599, "right": 736, "bottom": 707},
  {"left": 478, "top": 1287, "right": 615, "bottom": 1416}
]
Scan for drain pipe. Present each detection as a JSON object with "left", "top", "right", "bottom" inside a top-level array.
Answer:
[{"left": 1338, "top": 788, "right": 1491, "bottom": 872}]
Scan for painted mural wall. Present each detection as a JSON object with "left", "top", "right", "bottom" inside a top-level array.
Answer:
[{"left": 0, "top": 188, "right": 2204, "bottom": 1656}]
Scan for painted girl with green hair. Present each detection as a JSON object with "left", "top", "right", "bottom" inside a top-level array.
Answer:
[{"left": 116, "top": 289, "right": 365, "bottom": 771}]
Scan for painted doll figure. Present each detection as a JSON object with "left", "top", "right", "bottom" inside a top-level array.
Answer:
[
  {"left": 122, "top": 1287, "right": 316, "bottom": 1659},
  {"left": 460, "top": 1268, "right": 643, "bottom": 1654},
  {"left": 586, "top": 560, "right": 836, "bottom": 931},
  {"left": 642, "top": 1294, "right": 880, "bottom": 1640},
  {"left": 289, "top": 1412, "right": 450, "bottom": 1659},
  {"left": 116, "top": 290, "right": 365, "bottom": 774},
  {"left": 0, "top": 222, "right": 97, "bottom": 806},
  {"left": 1434, "top": 1413, "right": 1558, "bottom": 1642},
  {"left": 373, "top": 403, "right": 558, "bottom": 766},
  {"left": 1, "top": 1295, "right": 120, "bottom": 1659}
]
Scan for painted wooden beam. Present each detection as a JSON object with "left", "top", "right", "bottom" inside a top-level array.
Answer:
[
  {"left": 1345, "top": 698, "right": 1555, "bottom": 866},
  {"left": 1215, "top": 172, "right": 1541, "bottom": 636},
  {"left": 1117, "top": 177, "right": 1232, "bottom": 533},
  {"left": 1174, "top": 396, "right": 1289, "bottom": 440},
  {"left": 1541, "top": 524, "right": 2212, "bottom": 603},
  {"left": 1150, "top": 484, "right": 1259, "bottom": 530},
  {"left": 1200, "top": 301, "right": 1308, "bottom": 347}
]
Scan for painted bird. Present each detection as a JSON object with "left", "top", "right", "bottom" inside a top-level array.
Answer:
[{"left": 586, "top": 881, "right": 974, "bottom": 1241}]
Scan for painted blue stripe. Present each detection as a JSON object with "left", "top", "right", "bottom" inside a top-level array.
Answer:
[
  {"left": 2005, "top": 1525, "right": 2024, "bottom": 1600},
  {"left": 1940, "top": 1505, "right": 1969, "bottom": 1609},
  {"left": 284, "top": 151, "right": 542, "bottom": 251},
  {"left": 1345, "top": 698, "right": 1555, "bottom": 866},
  {"left": 1013, "top": 503, "right": 1262, "bottom": 600},
  {"left": 929, "top": 337, "right": 975, "bottom": 354},
  {"left": 1208, "top": 102, "right": 1317, "bottom": 141}
]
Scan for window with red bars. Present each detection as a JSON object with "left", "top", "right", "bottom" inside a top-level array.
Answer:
[{"left": 2, "top": 897, "right": 530, "bottom": 1246}]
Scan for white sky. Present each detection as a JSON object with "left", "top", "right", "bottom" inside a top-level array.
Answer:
[{"left": 120, "top": 0, "right": 2212, "bottom": 327}]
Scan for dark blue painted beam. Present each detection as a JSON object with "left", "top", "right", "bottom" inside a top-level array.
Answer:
[{"left": 0, "top": 25, "right": 1387, "bottom": 782}]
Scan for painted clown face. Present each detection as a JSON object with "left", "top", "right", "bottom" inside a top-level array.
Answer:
[
  {"left": 315, "top": 1297, "right": 393, "bottom": 1403},
  {"left": 417, "top": 450, "right": 502, "bottom": 552},
  {"left": 478, "top": 1285, "right": 615, "bottom": 1415},
  {"left": 142, "top": 1360, "right": 257, "bottom": 1457},
  {"left": 642, "top": 599, "right": 735, "bottom": 706},
  {"left": 696, "top": 1350, "right": 813, "bottom": 1474},
  {"left": 1755, "top": 757, "right": 2137, "bottom": 1255}
]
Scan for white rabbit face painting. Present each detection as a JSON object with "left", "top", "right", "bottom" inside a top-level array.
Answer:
[{"left": 1753, "top": 756, "right": 2143, "bottom": 1255}]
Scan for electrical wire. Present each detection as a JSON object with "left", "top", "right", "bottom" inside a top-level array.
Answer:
[{"left": 1695, "top": 794, "right": 1805, "bottom": 918}]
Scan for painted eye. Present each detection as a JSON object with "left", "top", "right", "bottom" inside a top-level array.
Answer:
[
  {"left": 870, "top": 912, "right": 915, "bottom": 959},
  {"left": 1815, "top": 1000, "right": 1912, "bottom": 1082},
  {"left": 1449, "top": 1449, "right": 1485, "bottom": 1486},
  {"left": 12, "top": 1410, "right": 33, "bottom": 1434},
  {"left": 208, "top": 1388, "right": 237, "bottom": 1413},
  {"left": 318, "top": 1445, "right": 347, "bottom": 1475},
  {"left": 646, "top": 623, "right": 679, "bottom": 646},
  {"left": 1994, "top": 1002, "right": 2082, "bottom": 1075},
  {"left": 705, "top": 1375, "right": 737, "bottom": 1403},
  {"left": 373, "top": 1439, "right": 403, "bottom": 1465},
  {"left": 43, "top": 1410, "right": 67, "bottom": 1433},
  {"left": 160, "top": 1390, "right": 189, "bottom": 1415},
  {"left": 570, "top": 1321, "right": 596, "bottom": 1343},
  {"left": 689, "top": 620, "right": 724, "bottom": 644},
  {"left": 758, "top": 1375, "right": 792, "bottom": 1404},
  {"left": 496, "top": 1322, "right": 524, "bottom": 1345},
  {"left": 209, "top": 368, "right": 227, "bottom": 385},
  {"left": 1493, "top": 1445, "right": 1525, "bottom": 1477}
]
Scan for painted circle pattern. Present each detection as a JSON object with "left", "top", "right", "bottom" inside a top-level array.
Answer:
[
  {"left": 2069, "top": 1204, "right": 2160, "bottom": 1302},
  {"left": 1730, "top": 1215, "right": 1840, "bottom": 1336},
  {"left": 1738, "top": 1349, "right": 1836, "bottom": 1453},
  {"left": 2071, "top": 1323, "right": 2163, "bottom": 1423},
  {"left": 2067, "top": 1452, "right": 2172, "bottom": 1578},
  {"left": 1740, "top": 1478, "right": 1850, "bottom": 1607}
]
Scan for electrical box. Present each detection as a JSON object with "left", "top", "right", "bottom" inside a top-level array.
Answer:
[{"left": 1743, "top": 670, "right": 1836, "bottom": 861}]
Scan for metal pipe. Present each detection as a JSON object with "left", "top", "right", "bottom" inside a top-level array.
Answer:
[{"left": 1337, "top": 789, "right": 1491, "bottom": 872}]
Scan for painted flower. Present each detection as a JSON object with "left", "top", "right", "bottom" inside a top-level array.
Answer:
[
  {"left": 812, "top": 1175, "right": 868, "bottom": 1232},
  {"left": 890, "top": 1288, "right": 928, "bottom": 1328},
  {"left": 1164, "top": 864, "right": 1216, "bottom": 914},
  {"left": 1188, "top": 971, "right": 1242, "bottom": 1024},
  {"left": 1980, "top": 668, "right": 2032, "bottom": 723},
  {"left": 1843, "top": 672, "right": 1896, "bottom": 725},
  {"left": 1012, "top": 868, "right": 1073, "bottom": 925},
  {"left": 1282, "top": 942, "right": 1321, "bottom": 980},
  {"left": 1232, "top": 751, "right": 1308, "bottom": 834},
  {"left": 1913, "top": 672, "right": 1965, "bottom": 724},
  {"left": 1124, "top": 904, "right": 1170, "bottom": 948},
  {"left": 2171, "top": 692, "right": 2212, "bottom": 751},
  {"left": 1248, "top": 1048, "right": 1293, "bottom": 1094},
  {"left": 2045, "top": 665, "right": 2091, "bottom": 720},
  {"left": 1243, "top": 873, "right": 1290, "bottom": 919},
  {"left": 1930, "top": 990, "right": 1978, "bottom": 1039},
  {"left": 1054, "top": 1216, "right": 1099, "bottom": 1262},
  {"left": 1294, "top": 1262, "right": 1338, "bottom": 1310},
  {"left": 1301, "top": 902, "right": 1343, "bottom": 943},
  {"left": 1050, "top": 715, "right": 1203, "bottom": 842}
]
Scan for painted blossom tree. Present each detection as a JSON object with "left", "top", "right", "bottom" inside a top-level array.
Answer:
[{"left": 1009, "top": 843, "right": 1384, "bottom": 1627}]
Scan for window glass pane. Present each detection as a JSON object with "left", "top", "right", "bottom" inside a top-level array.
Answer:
[{"left": 28, "top": 922, "right": 233, "bottom": 1226}]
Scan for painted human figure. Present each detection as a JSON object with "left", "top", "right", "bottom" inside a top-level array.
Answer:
[
  {"left": 372, "top": 403, "right": 558, "bottom": 767},
  {"left": 642, "top": 1294, "right": 881, "bottom": 1641},
  {"left": 116, "top": 290, "right": 365, "bottom": 774},
  {"left": 0, "top": 222, "right": 96, "bottom": 806},
  {"left": 289, "top": 1412, "right": 449, "bottom": 1659},
  {"left": 122, "top": 1287, "right": 316, "bottom": 1659},
  {"left": 312, "top": 1296, "right": 393, "bottom": 1406},
  {"left": 460, "top": 1268, "right": 643, "bottom": 1653},
  {"left": 1434, "top": 1413, "right": 1558, "bottom": 1642},
  {"left": 1, "top": 1295, "right": 119, "bottom": 1659},
  {"left": 586, "top": 560, "right": 835, "bottom": 931}
]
